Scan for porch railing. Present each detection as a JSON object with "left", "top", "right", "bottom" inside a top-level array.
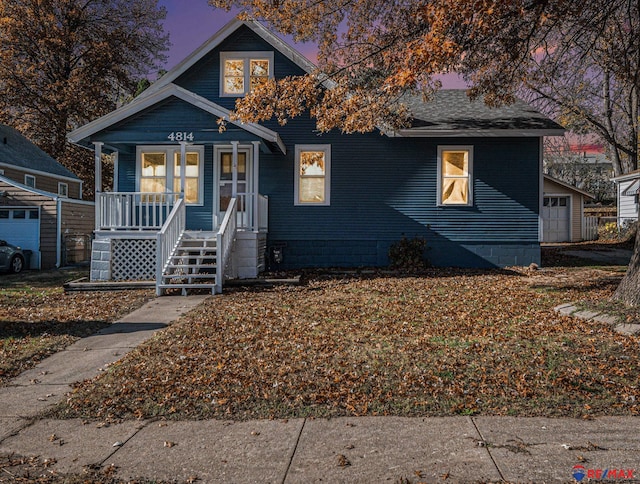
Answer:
[
  {"left": 216, "top": 197, "right": 237, "bottom": 294},
  {"left": 156, "top": 198, "right": 186, "bottom": 296},
  {"left": 99, "top": 192, "right": 178, "bottom": 231},
  {"left": 258, "top": 194, "right": 268, "bottom": 231},
  {"left": 235, "top": 192, "right": 268, "bottom": 231}
]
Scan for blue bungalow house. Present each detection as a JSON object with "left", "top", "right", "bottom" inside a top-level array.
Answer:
[{"left": 68, "top": 19, "right": 564, "bottom": 294}]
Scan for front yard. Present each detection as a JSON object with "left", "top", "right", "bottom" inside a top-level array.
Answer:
[
  {"left": 54, "top": 263, "right": 640, "bottom": 422},
  {"left": 0, "top": 269, "right": 153, "bottom": 386}
]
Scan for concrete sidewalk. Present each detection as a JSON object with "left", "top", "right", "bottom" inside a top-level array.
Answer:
[{"left": 1, "top": 296, "right": 639, "bottom": 483}]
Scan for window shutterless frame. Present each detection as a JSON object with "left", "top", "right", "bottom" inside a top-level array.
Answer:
[
  {"left": 220, "top": 51, "right": 274, "bottom": 97},
  {"left": 437, "top": 145, "right": 473, "bottom": 206},
  {"left": 136, "top": 145, "right": 204, "bottom": 206},
  {"left": 294, "top": 144, "right": 331, "bottom": 206}
]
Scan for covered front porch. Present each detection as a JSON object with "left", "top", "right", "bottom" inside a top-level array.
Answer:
[{"left": 89, "top": 139, "right": 272, "bottom": 294}]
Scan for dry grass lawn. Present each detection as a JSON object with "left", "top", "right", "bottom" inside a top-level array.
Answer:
[
  {"left": 0, "top": 269, "right": 153, "bottom": 385},
  {"left": 55, "top": 266, "right": 640, "bottom": 422}
]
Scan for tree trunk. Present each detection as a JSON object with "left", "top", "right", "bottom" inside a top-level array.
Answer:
[{"left": 612, "top": 222, "right": 640, "bottom": 305}]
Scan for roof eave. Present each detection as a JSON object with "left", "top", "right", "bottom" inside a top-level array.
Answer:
[{"left": 392, "top": 128, "right": 566, "bottom": 138}]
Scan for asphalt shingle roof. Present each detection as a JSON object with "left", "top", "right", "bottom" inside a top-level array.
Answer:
[
  {"left": 0, "top": 124, "right": 79, "bottom": 180},
  {"left": 403, "top": 90, "right": 564, "bottom": 132}
]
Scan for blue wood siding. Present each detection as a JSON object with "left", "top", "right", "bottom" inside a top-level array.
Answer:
[{"left": 261, "top": 124, "right": 541, "bottom": 268}]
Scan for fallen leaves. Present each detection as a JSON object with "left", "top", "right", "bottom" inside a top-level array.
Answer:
[{"left": 55, "top": 268, "right": 640, "bottom": 422}]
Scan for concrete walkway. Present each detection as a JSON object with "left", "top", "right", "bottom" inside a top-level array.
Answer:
[{"left": 1, "top": 297, "right": 639, "bottom": 483}]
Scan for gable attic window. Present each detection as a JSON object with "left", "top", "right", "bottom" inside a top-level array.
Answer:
[
  {"left": 437, "top": 146, "right": 473, "bottom": 206},
  {"left": 24, "top": 174, "right": 36, "bottom": 188},
  {"left": 220, "top": 52, "right": 273, "bottom": 96}
]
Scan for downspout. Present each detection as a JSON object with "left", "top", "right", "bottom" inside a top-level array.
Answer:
[{"left": 56, "top": 196, "right": 62, "bottom": 268}]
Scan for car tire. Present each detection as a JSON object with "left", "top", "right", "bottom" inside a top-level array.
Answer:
[{"left": 10, "top": 255, "right": 24, "bottom": 274}]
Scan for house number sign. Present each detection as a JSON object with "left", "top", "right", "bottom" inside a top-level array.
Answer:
[{"left": 167, "top": 132, "right": 194, "bottom": 142}]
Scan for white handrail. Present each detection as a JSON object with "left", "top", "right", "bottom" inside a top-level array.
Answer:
[
  {"left": 99, "top": 192, "right": 178, "bottom": 230},
  {"left": 216, "top": 197, "right": 237, "bottom": 294},
  {"left": 258, "top": 194, "right": 268, "bottom": 231},
  {"left": 156, "top": 198, "right": 186, "bottom": 296}
]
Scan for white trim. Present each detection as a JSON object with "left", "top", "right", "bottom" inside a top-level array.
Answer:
[
  {"left": 112, "top": 151, "right": 119, "bottom": 192},
  {"left": 67, "top": 83, "right": 286, "bottom": 155},
  {"left": 542, "top": 194, "right": 572, "bottom": 242},
  {"left": 214, "top": 144, "right": 253, "bottom": 222},
  {"left": 294, "top": 144, "right": 331, "bottom": 206},
  {"left": 59, "top": 197, "right": 94, "bottom": 207},
  {"left": 24, "top": 174, "right": 36, "bottom": 188},
  {"left": 0, "top": 161, "right": 80, "bottom": 183},
  {"left": 136, "top": 145, "right": 205, "bottom": 206},
  {"left": 137, "top": 19, "right": 317, "bottom": 102},
  {"left": 395, "top": 129, "right": 566, "bottom": 138},
  {"left": 437, "top": 145, "right": 473, "bottom": 207},
  {"left": 611, "top": 170, "right": 640, "bottom": 182},
  {"left": 539, "top": 138, "right": 544, "bottom": 243},
  {"left": 220, "top": 51, "right": 274, "bottom": 97}
]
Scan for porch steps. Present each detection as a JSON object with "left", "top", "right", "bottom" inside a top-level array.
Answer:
[{"left": 157, "top": 232, "right": 219, "bottom": 295}]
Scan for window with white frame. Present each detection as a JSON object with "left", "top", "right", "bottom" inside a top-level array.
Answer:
[
  {"left": 24, "top": 174, "right": 36, "bottom": 188},
  {"left": 438, "top": 146, "right": 473, "bottom": 206},
  {"left": 138, "top": 146, "right": 204, "bottom": 205},
  {"left": 58, "top": 182, "right": 68, "bottom": 197},
  {"left": 220, "top": 52, "right": 273, "bottom": 96},
  {"left": 295, "top": 145, "right": 331, "bottom": 205}
]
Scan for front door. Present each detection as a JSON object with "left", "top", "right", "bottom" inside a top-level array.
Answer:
[{"left": 217, "top": 148, "right": 250, "bottom": 227}]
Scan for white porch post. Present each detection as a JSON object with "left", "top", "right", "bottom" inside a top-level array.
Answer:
[
  {"left": 231, "top": 141, "right": 239, "bottom": 199},
  {"left": 252, "top": 141, "right": 260, "bottom": 231},
  {"left": 179, "top": 141, "right": 187, "bottom": 200},
  {"left": 112, "top": 150, "right": 119, "bottom": 191},
  {"left": 93, "top": 142, "right": 103, "bottom": 231}
]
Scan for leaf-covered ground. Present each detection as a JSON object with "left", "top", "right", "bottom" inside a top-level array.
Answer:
[
  {"left": 0, "top": 270, "right": 154, "bottom": 385},
  {"left": 55, "top": 266, "right": 640, "bottom": 422}
]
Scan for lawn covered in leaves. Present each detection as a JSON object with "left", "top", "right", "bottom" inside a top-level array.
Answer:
[
  {"left": 56, "top": 266, "right": 640, "bottom": 421},
  {"left": 0, "top": 269, "right": 153, "bottom": 385}
]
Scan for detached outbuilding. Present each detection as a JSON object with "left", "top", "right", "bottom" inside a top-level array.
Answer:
[
  {"left": 542, "top": 174, "right": 595, "bottom": 242},
  {"left": 611, "top": 170, "right": 640, "bottom": 228},
  {"left": 0, "top": 125, "right": 94, "bottom": 269}
]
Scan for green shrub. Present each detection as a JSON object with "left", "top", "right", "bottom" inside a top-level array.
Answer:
[{"left": 388, "top": 237, "right": 429, "bottom": 271}]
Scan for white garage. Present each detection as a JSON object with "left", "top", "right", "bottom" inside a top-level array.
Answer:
[
  {"left": 0, "top": 207, "right": 41, "bottom": 268},
  {"left": 542, "top": 175, "right": 594, "bottom": 243}
]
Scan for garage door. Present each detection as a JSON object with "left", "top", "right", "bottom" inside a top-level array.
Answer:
[
  {"left": 542, "top": 196, "right": 570, "bottom": 242},
  {"left": 0, "top": 207, "right": 40, "bottom": 268}
]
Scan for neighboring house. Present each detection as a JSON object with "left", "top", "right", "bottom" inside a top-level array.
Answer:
[
  {"left": 612, "top": 170, "right": 640, "bottom": 227},
  {"left": 67, "top": 19, "right": 564, "bottom": 294},
  {"left": 0, "top": 124, "right": 94, "bottom": 269},
  {"left": 542, "top": 175, "right": 596, "bottom": 243}
]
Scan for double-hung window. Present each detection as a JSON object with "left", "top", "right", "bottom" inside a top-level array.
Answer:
[
  {"left": 138, "top": 146, "right": 203, "bottom": 205},
  {"left": 438, "top": 146, "right": 473, "bottom": 206},
  {"left": 295, "top": 145, "right": 331, "bottom": 205},
  {"left": 220, "top": 52, "right": 273, "bottom": 96}
]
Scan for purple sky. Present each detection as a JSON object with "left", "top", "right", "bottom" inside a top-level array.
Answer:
[{"left": 159, "top": 0, "right": 466, "bottom": 87}]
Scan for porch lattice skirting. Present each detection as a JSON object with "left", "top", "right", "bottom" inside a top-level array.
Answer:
[{"left": 112, "top": 239, "right": 156, "bottom": 281}]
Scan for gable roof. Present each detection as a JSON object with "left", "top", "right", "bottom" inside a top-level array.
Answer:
[
  {"left": 543, "top": 174, "right": 594, "bottom": 199},
  {"left": 67, "top": 83, "right": 286, "bottom": 154},
  {"left": 138, "top": 18, "right": 318, "bottom": 101},
  {"left": 611, "top": 169, "right": 640, "bottom": 183},
  {"left": 397, "top": 91, "right": 565, "bottom": 137},
  {"left": 0, "top": 124, "right": 79, "bottom": 180}
]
